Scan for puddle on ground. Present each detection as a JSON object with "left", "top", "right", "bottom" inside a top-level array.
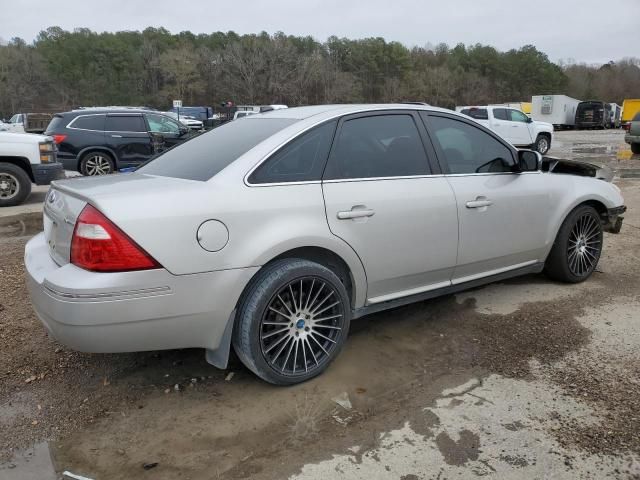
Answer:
[{"left": 0, "top": 442, "right": 58, "bottom": 480}]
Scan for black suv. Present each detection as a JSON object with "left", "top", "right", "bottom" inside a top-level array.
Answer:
[{"left": 45, "top": 109, "right": 194, "bottom": 175}]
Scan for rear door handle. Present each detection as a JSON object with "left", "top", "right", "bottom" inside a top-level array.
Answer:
[
  {"left": 466, "top": 199, "right": 493, "bottom": 208},
  {"left": 337, "top": 207, "right": 375, "bottom": 220}
]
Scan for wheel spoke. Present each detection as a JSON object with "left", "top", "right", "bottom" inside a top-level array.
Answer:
[
  {"left": 268, "top": 306, "right": 290, "bottom": 319},
  {"left": 289, "top": 284, "right": 298, "bottom": 312},
  {"left": 312, "top": 330, "right": 337, "bottom": 344},
  {"left": 292, "top": 339, "right": 299, "bottom": 374},
  {"left": 307, "top": 283, "right": 325, "bottom": 312},
  {"left": 314, "top": 314, "right": 343, "bottom": 322},
  {"left": 261, "top": 327, "right": 289, "bottom": 341},
  {"left": 315, "top": 324, "right": 342, "bottom": 330},
  {"left": 264, "top": 332, "right": 289, "bottom": 353},
  {"left": 305, "top": 337, "right": 320, "bottom": 365},
  {"left": 310, "top": 290, "right": 334, "bottom": 314},
  {"left": 303, "top": 279, "right": 315, "bottom": 310},
  {"left": 281, "top": 338, "right": 296, "bottom": 372},
  {"left": 301, "top": 337, "right": 308, "bottom": 372},
  {"left": 271, "top": 336, "right": 292, "bottom": 365},
  {"left": 277, "top": 294, "right": 295, "bottom": 316},
  {"left": 309, "top": 334, "right": 329, "bottom": 356},
  {"left": 314, "top": 301, "right": 340, "bottom": 317}
]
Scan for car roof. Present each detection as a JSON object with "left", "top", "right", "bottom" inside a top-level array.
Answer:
[{"left": 257, "top": 104, "right": 454, "bottom": 121}]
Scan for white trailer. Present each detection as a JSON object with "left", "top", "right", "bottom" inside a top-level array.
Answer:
[{"left": 531, "top": 95, "right": 581, "bottom": 129}]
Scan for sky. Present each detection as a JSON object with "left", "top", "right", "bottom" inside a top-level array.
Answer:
[{"left": 0, "top": 0, "right": 638, "bottom": 64}]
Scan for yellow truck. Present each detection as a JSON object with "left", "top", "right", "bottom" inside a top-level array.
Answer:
[{"left": 621, "top": 99, "right": 640, "bottom": 127}]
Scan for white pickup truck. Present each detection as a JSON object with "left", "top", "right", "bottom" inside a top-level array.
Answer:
[
  {"left": 457, "top": 105, "right": 554, "bottom": 154},
  {"left": 0, "top": 132, "right": 65, "bottom": 207}
]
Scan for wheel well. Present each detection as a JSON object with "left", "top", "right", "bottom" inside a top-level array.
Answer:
[
  {"left": 270, "top": 247, "right": 355, "bottom": 306},
  {"left": 538, "top": 132, "right": 551, "bottom": 140},
  {"left": 581, "top": 199, "right": 608, "bottom": 220},
  {"left": 0, "top": 157, "right": 34, "bottom": 182}
]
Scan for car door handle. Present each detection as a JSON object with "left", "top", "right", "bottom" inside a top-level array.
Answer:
[
  {"left": 337, "top": 207, "right": 375, "bottom": 220},
  {"left": 111, "top": 134, "right": 123, "bottom": 138},
  {"left": 466, "top": 199, "right": 493, "bottom": 208}
]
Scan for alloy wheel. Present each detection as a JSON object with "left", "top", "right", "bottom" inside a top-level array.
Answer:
[
  {"left": 567, "top": 213, "right": 601, "bottom": 277},
  {"left": 537, "top": 138, "right": 549, "bottom": 154},
  {"left": 84, "top": 155, "right": 112, "bottom": 175},
  {"left": 260, "top": 276, "right": 345, "bottom": 376},
  {"left": 0, "top": 172, "right": 19, "bottom": 199}
]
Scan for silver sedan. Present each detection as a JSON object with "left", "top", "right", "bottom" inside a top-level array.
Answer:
[{"left": 25, "top": 104, "right": 626, "bottom": 384}]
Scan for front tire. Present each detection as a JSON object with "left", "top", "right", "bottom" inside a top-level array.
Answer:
[
  {"left": 631, "top": 143, "right": 640, "bottom": 155},
  {"left": 544, "top": 205, "right": 603, "bottom": 283},
  {"left": 0, "top": 163, "right": 31, "bottom": 207},
  {"left": 534, "top": 134, "right": 550, "bottom": 155},
  {"left": 80, "top": 151, "right": 114, "bottom": 176},
  {"left": 232, "top": 259, "right": 351, "bottom": 385}
]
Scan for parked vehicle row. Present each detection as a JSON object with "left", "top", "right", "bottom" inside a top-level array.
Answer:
[
  {"left": 44, "top": 109, "right": 194, "bottom": 175},
  {"left": 25, "top": 104, "right": 626, "bottom": 384},
  {"left": 456, "top": 105, "right": 553, "bottom": 154}
]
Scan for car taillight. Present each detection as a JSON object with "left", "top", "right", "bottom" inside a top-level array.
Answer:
[
  {"left": 625, "top": 123, "right": 631, "bottom": 132},
  {"left": 71, "top": 204, "right": 161, "bottom": 272},
  {"left": 52, "top": 134, "right": 67, "bottom": 144}
]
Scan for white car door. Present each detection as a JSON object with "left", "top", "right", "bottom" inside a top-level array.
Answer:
[
  {"left": 489, "top": 108, "right": 514, "bottom": 143},
  {"left": 322, "top": 112, "right": 459, "bottom": 304},
  {"left": 421, "top": 112, "right": 551, "bottom": 283},
  {"left": 505, "top": 109, "right": 534, "bottom": 146}
]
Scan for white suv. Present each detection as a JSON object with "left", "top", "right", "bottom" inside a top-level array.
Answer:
[{"left": 457, "top": 106, "right": 554, "bottom": 154}]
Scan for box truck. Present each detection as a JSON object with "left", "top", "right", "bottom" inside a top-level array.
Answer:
[
  {"left": 531, "top": 95, "right": 581, "bottom": 129},
  {"left": 621, "top": 99, "right": 640, "bottom": 128},
  {"left": 610, "top": 103, "right": 622, "bottom": 128}
]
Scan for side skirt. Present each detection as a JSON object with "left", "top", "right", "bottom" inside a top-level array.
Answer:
[{"left": 352, "top": 262, "right": 545, "bottom": 319}]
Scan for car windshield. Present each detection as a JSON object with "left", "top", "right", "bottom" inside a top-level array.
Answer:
[{"left": 138, "top": 117, "right": 296, "bottom": 181}]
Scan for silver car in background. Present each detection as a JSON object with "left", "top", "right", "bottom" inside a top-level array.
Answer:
[{"left": 25, "top": 104, "right": 626, "bottom": 384}]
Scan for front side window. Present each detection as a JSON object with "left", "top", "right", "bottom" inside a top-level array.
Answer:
[
  {"left": 427, "top": 115, "right": 514, "bottom": 174},
  {"left": 105, "top": 115, "right": 146, "bottom": 132},
  {"left": 249, "top": 121, "right": 336, "bottom": 184},
  {"left": 324, "top": 114, "right": 430, "bottom": 180},
  {"left": 146, "top": 113, "right": 181, "bottom": 134},
  {"left": 71, "top": 115, "right": 106, "bottom": 131},
  {"left": 139, "top": 118, "right": 296, "bottom": 181},
  {"left": 508, "top": 109, "right": 529, "bottom": 123}
]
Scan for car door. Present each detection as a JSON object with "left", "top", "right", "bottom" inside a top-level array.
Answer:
[
  {"left": 505, "top": 109, "right": 534, "bottom": 146},
  {"left": 104, "top": 114, "right": 153, "bottom": 168},
  {"left": 421, "top": 112, "right": 551, "bottom": 284},
  {"left": 322, "top": 111, "right": 458, "bottom": 304},
  {"left": 490, "top": 108, "right": 513, "bottom": 143},
  {"left": 144, "top": 113, "right": 189, "bottom": 153}
]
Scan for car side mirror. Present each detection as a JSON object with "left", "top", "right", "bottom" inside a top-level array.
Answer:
[
  {"left": 526, "top": 116, "right": 533, "bottom": 123},
  {"left": 179, "top": 126, "right": 190, "bottom": 136},
  {"left": 517, "top": 150, "right": 541, "bottom": 172}
]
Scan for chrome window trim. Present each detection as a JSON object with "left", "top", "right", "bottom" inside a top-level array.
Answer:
[
  {"left": 243, "top": 106, "right": 433, "bottom": 187},
  {"left": 67, "top": 113, "right": 150, "bottom": 134}
]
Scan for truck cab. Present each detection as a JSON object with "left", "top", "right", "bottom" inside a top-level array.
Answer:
[
  {"left": 457, "top": 105, "right": 554, "bottom": 154},
  {"left": 0, "top": 132, "right": 65, "bottom": 206}
]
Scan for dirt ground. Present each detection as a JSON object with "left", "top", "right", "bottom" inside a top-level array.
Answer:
[{"left": 1, "top": 130, "right": 639, "bottom": 480}]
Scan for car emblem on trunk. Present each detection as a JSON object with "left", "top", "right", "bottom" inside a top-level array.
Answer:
[{"left": 48, "top": 190, "right": 57, "bottom": 204}]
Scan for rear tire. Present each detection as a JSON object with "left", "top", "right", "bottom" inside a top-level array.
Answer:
[
  {"left": 0, "top": 162, "right": 31, "bottom": 207},
  {"left": 232, "top": 259, "right": 351, "bottom": 385},
  {"left": 80, "top": 151, "right": 114, "bottom": 176},
  {"left": 544, "top": 205, "right": 603, "bottom": 283},
  {"left": 534, "top": 134, "right": 550, "bottom": 155},
  {"left": 631, "top": 143, "right": 640, "bottom": 155}
]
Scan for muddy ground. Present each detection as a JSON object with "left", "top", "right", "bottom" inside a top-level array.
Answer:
[{"left": 0, "top": 130, "right": 639, "bottom": 479}]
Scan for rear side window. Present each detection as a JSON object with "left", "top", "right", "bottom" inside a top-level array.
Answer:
[
  {"left": 461, "top": 108, "right": 488, "bottom": 120},
  {"left": 427, "top": 115, "right": 514, "bottom": 174},
  {"left": 71, "top": 115, "right": 106, "bottom": 131},
  {"left": 249, "top": 121, "right": 336, "bottom": 184},
  {"left": 324, "top": 114, "right": 430, "bottom": 180},
  {"left": 105, "top": 115, "right": 146, "bottom": 132},
  {"left": 493, "top": 108, "right": 508, "bottom": 120},
  {"left": 138, "top": 118, "right": 297, "bottom": 181}
]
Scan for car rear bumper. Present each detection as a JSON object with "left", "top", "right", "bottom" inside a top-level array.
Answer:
[
  {"left": 25, "top": 232, "right": 258, "bottom": 354},
  {"left": 624, "top": 134, "right": 640, "bottom": 145},
  {"left": 32, "top": 162, "right": 65, "bottom": 185}
]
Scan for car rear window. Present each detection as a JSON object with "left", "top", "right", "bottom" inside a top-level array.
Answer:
[
  {"left": 45, "top": 115, "right": 67, "bottom": 134},
  {"left": 461, "top": 108, "right": 488, "bottom": 120},
  {"left": 138, "top": 118, "right": 297, "bottom": 181}
]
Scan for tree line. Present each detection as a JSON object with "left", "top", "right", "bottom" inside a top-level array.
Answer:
[{"left": 1, "top": 26, "right": 639, "bottom": 118}]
